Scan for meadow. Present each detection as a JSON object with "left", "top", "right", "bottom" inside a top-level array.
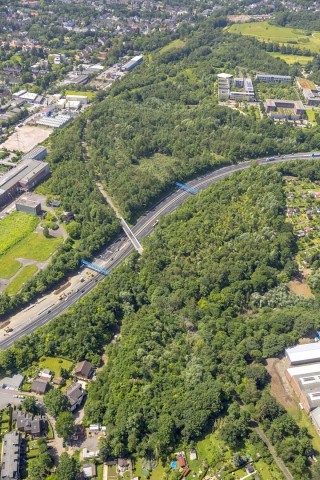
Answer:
[
  {"left": 0, "top": 212, "right": 39, "bottom": 255},
  {"left": 269, "top": 52, "right": 313, "bottom": 65},
  {"left": 228, "top": 21, "right": 320, "bottom": 53}
]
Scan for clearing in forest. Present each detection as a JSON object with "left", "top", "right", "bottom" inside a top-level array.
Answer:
[{"left": 228, "top": 21, "right": 320, "bottom": 53}]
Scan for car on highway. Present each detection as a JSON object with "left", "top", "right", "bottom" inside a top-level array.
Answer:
[
  {"left": 266, "top": 157, "right": 276, "bottom": 162},
  {"left": 47, "top": 309, "right": 51, "bottom": 314}
]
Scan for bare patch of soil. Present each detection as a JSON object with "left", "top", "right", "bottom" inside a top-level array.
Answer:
[{"left": 266, "top": 357, "right": 297, "bottom": 410}]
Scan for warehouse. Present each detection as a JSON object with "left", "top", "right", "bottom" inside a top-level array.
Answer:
[
  {"left": 21, "top": 145, "right": 47, "bottom": 161},
  {"left": 121, "top": 55, "right": 143, "bottom": 72},
  {"left": 0, "top": 159, "right": 50, "bottom": 206},
  {"left": 286, "top": 363, "right": 320, "bottom": 413},
  {"left": 285, "top": 342, "right": 320, "bottom": 365},
  {"left": 37, "top": 114, "right": 71, "bottom": 128}
]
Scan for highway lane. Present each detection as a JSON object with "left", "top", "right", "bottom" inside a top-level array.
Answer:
[{"left": 1, "top": 151, "right": 319, "bottom": 349}]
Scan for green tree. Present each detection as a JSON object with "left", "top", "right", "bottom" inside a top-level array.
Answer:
[
  {"left": 56, "top": 453, "right": 80, "bottom": 480},
  {"left": 44, "top": 389, "right": 69, "bottom": 418},
  {"left": 55, "top": 411, "right": 75, "bottom": 440},
  {"left": 22, "top": 395, "right": 37, "bottom": 414}
]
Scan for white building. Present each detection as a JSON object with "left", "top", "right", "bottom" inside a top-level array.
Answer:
[{"left": 285, "top": 342, "right": 320, "bottom": 365}]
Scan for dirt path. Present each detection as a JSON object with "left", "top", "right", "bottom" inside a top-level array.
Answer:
[
  {"left": 255, "top": 426, "right": 294, "bottom": 480},
  {"left": 96, "top": 182, "right": 121, "bottom": 219}
]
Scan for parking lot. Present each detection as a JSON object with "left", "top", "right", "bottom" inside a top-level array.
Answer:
[{"left": 0, "top": 389, "right": 24, "bottom": 409}]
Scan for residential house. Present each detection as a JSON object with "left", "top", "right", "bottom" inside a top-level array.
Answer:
[
  {"left": 74, "top": 360, "right": 94, "bottom": 380},
  {"left": 31, "top": 378, "right": 49, "bottom": 394},
  {"left": 14, "top": 412, "right": 46, "bottom": 438},
  {"left": 66, "top": 382, "right": 87, "bottom": 412}
]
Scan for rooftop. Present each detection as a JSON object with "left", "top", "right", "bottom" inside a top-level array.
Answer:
[{"left": 1, "top": 431, "right": 20, "bottom": 480}]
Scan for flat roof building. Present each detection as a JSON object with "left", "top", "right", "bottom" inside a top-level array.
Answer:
[
  {"left": 0, "top": 374, "right": 24, "bottom": 390},
  {"left": 265, "top": 98, "right": 306, "bottom": 121},
  {"left": 121, "top": 55, "right": 143, "bottom": 72},
  {"left": 37, "top": 114, "right": 71, "bottom": 128},
  {"left": 16, "top": 198, "right": 41, "bottom": 215},
  {"left": 286, "top": 342, "right": 320, "bottom": 365},
  {"left": 1, "top": 431, "right": 20, "bottom": 480},
  {"left": 286, "top": 362, "right": 320, "bottom": 412},
  {"left": 0, "top": 159, "right": 50, "bottom": 206},
  {"left": 296, "top": 78, "right": 320, "bottom": 106},
  {"left": 256, "top": 74, "right": 291, "bottom": 83},
  {"left": 21, "top": 146, "right": 47, "bottom": 161}
]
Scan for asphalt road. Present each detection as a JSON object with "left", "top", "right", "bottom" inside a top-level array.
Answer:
[{"left": 0, "top": 152, "right": 319, "bottom": 350}]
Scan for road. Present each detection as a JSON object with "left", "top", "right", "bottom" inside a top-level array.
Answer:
[{"left": 0, "top": 151, "right": 319, "bottom": 350}]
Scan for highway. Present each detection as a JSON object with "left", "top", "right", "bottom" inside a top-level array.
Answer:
[{"left": 0, "top": 151, "right": 319, "bottom": 350}]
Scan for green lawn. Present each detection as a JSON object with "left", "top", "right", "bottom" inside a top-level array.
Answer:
[
  {"left": 228, "top": 21, "right": 320, "bottom": 53},
  {"left": 0, "top": 212, "right": 39, "bottom": 255},
  {"left": 96, "top": 464, "right": 104, "bottom": 480},
  {"left": 38, "top": 356, "right": 73, "bottom": 377},
  {"left": 269, "top": 52, "right": 313, "bottom": 65},
  {"left": 65, "top": 90, "right": 96, "bottom": 101}
]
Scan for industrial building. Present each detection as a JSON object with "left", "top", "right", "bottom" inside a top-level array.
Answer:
[
  {"left": 121, "top": 55, "right": 143, "bottom": 72},
  {"left": 65, "top": 94, "right": 88, "bottom": 105},
  {"left": 296, "top": 78, "right": 320, "bottom": 106},
  {"left": 265, "top": 98, "right": 306, "bottom": 120},
  {"left": 16, "top": 197, "right": 42, "bottom": 215},
  {"left": 286, "top": 362, "right": 320, "bottom": 413},
  {"left": 36, "top": 114, "right": 71, "bottom": 128},
  {"left": 256, "top": 74, "right": 291, "bottom": 83},
  {"left": 0, "top": 159, "right": 50, "bottom": 206},
  {"left": 285, "top": 342, "right": 320, "bottom": 365},
  {"left": 21, "top": 145, "right": 47, "bottom": 161},
  {"left": 0, "top": 431, "right": 21, "bottom": 480}
]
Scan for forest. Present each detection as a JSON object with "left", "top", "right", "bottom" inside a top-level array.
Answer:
[
  {"left": 85, "top": 25, "right": 320, "bottom": 221},
  {"left": 3, "top": 164, "right": 320, "bottom": 477}
]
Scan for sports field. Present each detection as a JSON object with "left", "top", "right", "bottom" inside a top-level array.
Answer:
[
  {"left": 269, "top": 52, "right": 313, "bottom": 65},
  {"left": 228, "top": 21, "right": 320, "bottom": 53}
]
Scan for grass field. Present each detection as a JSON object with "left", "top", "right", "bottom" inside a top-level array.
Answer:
[
  {"left": 65, "top": 90, "right": 96, "bottom": 101},
  {"left": 159, "top": 39, "right": 186, "bottom": 54},
  {"left": 0, "top": 212, "right": 39, "bottom": 255},
  {"left": 8, "top": 232, "right": 63, "bottom": 262},
  {"left": 0, "top": 228, "right": 63, "bottom": 280},
  {"left": 228, "top": 21, "right": 320, "bottom": 53},
  {"left": 306, "top": 109, "right": 317, "bottom": 125},
  {"left": 269, "top": 52, "right": 313, "bottom": 65},
  {"left": 5, "top": 265, "right": 38, "bottom": 296}
]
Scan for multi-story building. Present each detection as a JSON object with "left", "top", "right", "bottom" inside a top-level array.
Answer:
[
  {"left": 256, "top": 74, "right": 291, "bottom": 83},
  {"left": 296, "top": 78, "right": 320, "bottom": 106},
  {"left": 265, "top": 98, "right": 306, "bottom": 120}
]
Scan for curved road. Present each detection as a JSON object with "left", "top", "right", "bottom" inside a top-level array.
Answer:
[{"left": 0, "top": 152, "right": 319, "bottom": 350}]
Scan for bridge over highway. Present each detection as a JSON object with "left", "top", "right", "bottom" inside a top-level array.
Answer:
[{"left": 0, "top": 152, "right": 319, "bottom": 350}]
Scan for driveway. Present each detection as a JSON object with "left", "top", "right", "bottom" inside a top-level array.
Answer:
[{"left": 0, "top": 389, "right": 24, "bottom": 409}]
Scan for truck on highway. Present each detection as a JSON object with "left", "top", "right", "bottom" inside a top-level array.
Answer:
[{"left": 312, "top": 153, "right": 320, "bottom": 158}]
